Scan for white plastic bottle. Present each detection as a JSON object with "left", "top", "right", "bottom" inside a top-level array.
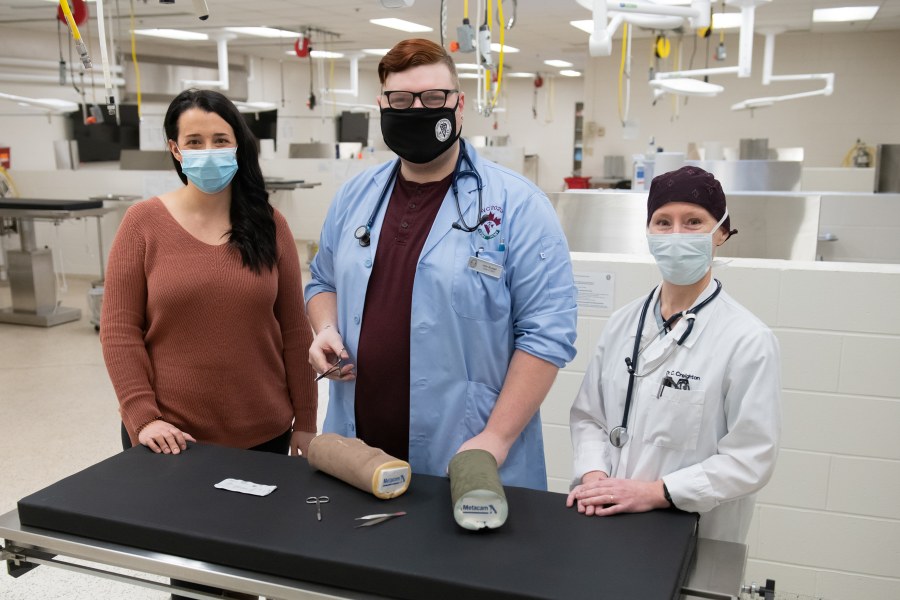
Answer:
[{"left": 633, "top": 154, "right": 646, "bottom": 190}]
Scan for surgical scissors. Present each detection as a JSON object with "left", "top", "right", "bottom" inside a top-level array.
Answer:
[
  {"left": 354, "top": 511, "right": 406, "bottom": 528},
  {"left": 306, "top": 496, "right": 329, "bottom": 521},
  {"left": 315, "top": 353, "right": 344, "bottom": 382}
]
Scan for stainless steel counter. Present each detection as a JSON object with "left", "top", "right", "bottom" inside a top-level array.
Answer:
[{"left": 551, "top": 190, "right": 822, "bottom": 261}]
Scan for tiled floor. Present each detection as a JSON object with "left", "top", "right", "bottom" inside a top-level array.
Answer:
[{"left": 0, "top": 272, "right": 328, "bottom": 599}]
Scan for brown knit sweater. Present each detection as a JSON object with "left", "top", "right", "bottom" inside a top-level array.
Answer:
[{"left": 101, "top": 197, "right": 317, "bottom": 448}]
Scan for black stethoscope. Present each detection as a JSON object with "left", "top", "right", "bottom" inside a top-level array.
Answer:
[
  {"left": 354, "top": 140, "right": 487, "bottom": 247},
  {"left": 609, "top": 279, "right": 723, "bottom": 449}
]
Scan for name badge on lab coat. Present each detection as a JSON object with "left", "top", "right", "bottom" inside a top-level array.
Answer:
[{"left": 468, "top": 255, "right": 503, "bottom": 279}]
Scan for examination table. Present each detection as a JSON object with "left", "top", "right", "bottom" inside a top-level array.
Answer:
[
  {"left": 1, "top": 443, "right": 745, "bottom": 599},
  {"left": 0, "top": 198, "right": 108, "bottom": 326}
]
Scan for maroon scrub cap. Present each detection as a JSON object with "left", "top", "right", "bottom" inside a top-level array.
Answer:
[{"left": 646, "top": 166, "right": 737, "bottom": 238}]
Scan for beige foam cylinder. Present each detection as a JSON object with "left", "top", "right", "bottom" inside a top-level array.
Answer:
[
  {"left": 448, "top": 449, "right": 508, "bottom": 530},
  {"left": 307, "top": 433, "right": 411, "bottom": 499}
]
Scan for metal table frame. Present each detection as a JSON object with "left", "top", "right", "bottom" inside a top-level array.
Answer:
[
  {"left": 0, "top": 205, "right": 113, "bottom": 327},
  {"left": 1, "top": 509, "right": 745, "bottom": 600}
]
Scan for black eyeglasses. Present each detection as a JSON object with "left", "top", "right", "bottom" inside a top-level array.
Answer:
[{"left": 382, "top": 89, "right": 459, "bottom": 110}]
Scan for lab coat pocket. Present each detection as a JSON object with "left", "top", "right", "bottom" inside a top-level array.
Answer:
[
  {"left": 451, "top": 248, "right": 510, "bottom": 321},
  {"left": 642, "top": 387, "right": 705, "bottom": 451},
  {"left": 463, "top": 380, "right": 501, "bottom": 438}
]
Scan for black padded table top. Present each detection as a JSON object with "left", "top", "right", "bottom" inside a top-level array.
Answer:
[
  {"left": 18, "top": 443, "right": 698, "bottom": 600},
  {"left": 0, "top": 198, "right": 104, "bottom": 211}
]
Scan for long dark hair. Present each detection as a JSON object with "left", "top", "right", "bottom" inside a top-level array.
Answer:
[{"left": 164, "top": 89, "right": 276, "bottom": 273}]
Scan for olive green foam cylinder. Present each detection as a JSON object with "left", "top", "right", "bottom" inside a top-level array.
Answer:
[{"left": 448, "top": 449, "right": 508, "bottom": 530}]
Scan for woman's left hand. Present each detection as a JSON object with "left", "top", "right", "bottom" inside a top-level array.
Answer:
[
  {"left": 290, "top": 430, "right": 316, "bottom": 458},
  {"left": 567, "top": 478, "right": 669, "bottom": 516}
]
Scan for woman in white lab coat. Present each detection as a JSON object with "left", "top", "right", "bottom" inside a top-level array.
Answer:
[{"left": 567, "top": 166, "right": 781, "bottom": 543}]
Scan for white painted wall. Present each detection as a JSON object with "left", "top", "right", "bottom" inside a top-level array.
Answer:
[
  {"left": 543, "top": 254, "right": 900, "bottom": 600},
  {"left": 580, "top": 30, "right": 900, "bottom": 173}
]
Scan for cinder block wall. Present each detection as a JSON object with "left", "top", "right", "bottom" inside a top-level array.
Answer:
[{"left": 542, "top": 253, "right": 900, "bottom": 600}]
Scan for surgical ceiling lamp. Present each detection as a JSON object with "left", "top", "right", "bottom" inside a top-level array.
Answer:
[
  {"left": 575, "top": 0, "right": 773, "bottom": 98},
  {"left": 649, "top": 78, "right": 724, "bottom": 97}
]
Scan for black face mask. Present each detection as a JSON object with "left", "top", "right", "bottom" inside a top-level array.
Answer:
[{"left": 380, "top": 101, "right": 461, "bottom": 164}]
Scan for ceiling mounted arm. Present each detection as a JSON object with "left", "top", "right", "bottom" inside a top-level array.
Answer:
[
  {"left": 182, "top": 33, "right": 236, "bottom": 90},
  {"left": 732, "top": 30, "right": 835, "bottom": 111}
]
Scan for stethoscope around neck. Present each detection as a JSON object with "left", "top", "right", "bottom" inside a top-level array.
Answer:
[
  {"left": 609, "top": 279, "right": 723, "bottom": 449},
  {"left": 353, "top": 140, "right": 487, "bottom": 247}
]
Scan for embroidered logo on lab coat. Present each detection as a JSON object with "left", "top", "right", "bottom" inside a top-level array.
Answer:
[
  {"left": 665, "top": 369, "right": 701, "bottom": 389},
  {"left": 478, "top": 205, "right": 503, "bottom": 240}
]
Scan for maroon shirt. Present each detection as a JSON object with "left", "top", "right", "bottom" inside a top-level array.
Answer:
[{"left": 354, "top": 171, "right": 452, "bottom": 460}]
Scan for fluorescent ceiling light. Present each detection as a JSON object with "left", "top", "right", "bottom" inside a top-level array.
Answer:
[
  {"left": 813, "top": 6, "right": 879, "bottom": 23},
  {"left": 455, "top": 63, "right": 480, "bottom": 70},
  {"left": 491, "top": 43, "right": 519, "bottom": 53},
  {"left": 370, "top": 18, "right": 433, "bottom": 32},
  {"left": 559, "top": 70, "right": 582, "bottom": 77},
  {"left": 310, "top": 50, "right": 344, "bottom": 59},
  {"left": 284, "top": 50, "right": 345, "bottom": 58},
  {"left": 133, "top": 29, "right": 209, "bottom": 41},
  {"left": 711, "top": 12, "right": 742, "bottom": 30},
  {"left": 570, "top": 20, "right": 593, "bottom": 34},
  {"left": 506, "top": 72, "right": 536, "bottom": 78},
  {"left": 458, "top": 73, "right": 479, "bottom": 79},
  {"left": 650, "top": 78, "right": 724, "bottom": 97},
  {"left": 225, "top": 27, "right": 297, "bottom": 38},
  {"left": 363, "top": 49, "right": 390, "bottom": 56},
  {"left": 544, "top": 59, "right": 573, "bottom": 68}
]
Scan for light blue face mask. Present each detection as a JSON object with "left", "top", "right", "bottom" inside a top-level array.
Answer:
[
  {"left": 646, "top": 210, "right": 729, "bottom": 285},
  {"left": 178, "top": 147, "right": 238, "bottom": 194}
]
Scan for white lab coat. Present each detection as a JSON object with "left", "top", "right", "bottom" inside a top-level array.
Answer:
[{"left": 570, "top": 279, "right": 781, "bottom": 542}]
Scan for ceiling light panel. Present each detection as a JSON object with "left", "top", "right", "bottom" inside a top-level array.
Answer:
[
  {"left": 813, "top": 6, "right": 879, "bottom": 23},
  {"left": 711, "top": 12, "right": 742, "bottom": 30},
  {"left": 225, "top": 27, "right": 298, "bottom": 38},
  {"left": 369, "top": 18, "right": 433, "bottom": 33},
  {"left": 133, "top": 29, "right": 209, "bottom": 41},
  {"left": 570, "top": 20, "right": 593, "bottom": 34}
]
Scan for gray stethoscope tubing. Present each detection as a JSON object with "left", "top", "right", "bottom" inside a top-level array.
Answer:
[
  {"left": 609, "top": 279, "right": 723, "bottom": 449},
  {"left": 353, "top": 140, "right": 486, "bottom": 247},
  {"left": 449, "top": 140, "right": 488, "bottom": 232},
  {"left": 355, "top": 159, "right": 402, "bottom": 248}
]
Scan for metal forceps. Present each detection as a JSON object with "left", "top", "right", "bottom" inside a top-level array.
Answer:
[
  {"left": 354, "top": 511, "right": 406, "bottom": 528},
  {"left": 306, "top": 496, "right": 329, "bottom": 521}
]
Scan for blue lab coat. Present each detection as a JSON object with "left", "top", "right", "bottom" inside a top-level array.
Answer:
[{"left": 305, "top": 142, "right": 577, "bottom": 489}]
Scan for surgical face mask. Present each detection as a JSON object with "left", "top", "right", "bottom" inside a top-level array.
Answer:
[
  {"left": 178, "top": 147, "right": 238, "bottom": 194},
  {"left": 380, "top": 101, "right": 460, "bottom": 164},
  {"left": 646, "top": 210, "right": 729, "bottom": 285}
]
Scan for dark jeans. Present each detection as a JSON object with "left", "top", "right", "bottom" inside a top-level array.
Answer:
[{"left": 120, "top": 423, "right": 291, "bottom": 600}]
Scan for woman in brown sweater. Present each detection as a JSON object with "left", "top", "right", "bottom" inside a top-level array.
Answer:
[{"left": 101, "top": 89, "right": 317, "bottom": 459}]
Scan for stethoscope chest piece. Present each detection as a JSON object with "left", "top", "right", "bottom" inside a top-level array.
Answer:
[
  {"left": 354, "top": 225, "right": 371, "bottom": 247},
  {"left": 609, "top": 426, "right": 628, "bottom": 449}
]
